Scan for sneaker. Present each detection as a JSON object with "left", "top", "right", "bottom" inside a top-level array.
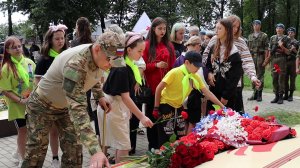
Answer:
[
  {"left": 12, "top": 152, "right": 20, "bottom": 163},
  {"left": 51, "top": 159, "right": 60, "bottom": 168},
  {"left": 17, "top": 160, "right": 23, "bottom": 168}
]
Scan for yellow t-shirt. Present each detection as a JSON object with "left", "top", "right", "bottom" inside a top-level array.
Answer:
[{"left": 161, "top": 67, "right": 205, "bottom": 108}]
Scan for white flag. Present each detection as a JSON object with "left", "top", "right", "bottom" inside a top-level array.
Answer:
[{"left": 132, "top": 12, "right": 151, "bottom": 38}]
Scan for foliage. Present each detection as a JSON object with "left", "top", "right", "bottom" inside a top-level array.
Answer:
[{"left": 1, "top": 0, "right": 300, "bottom": 41}]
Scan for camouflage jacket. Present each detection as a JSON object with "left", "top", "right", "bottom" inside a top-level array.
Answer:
[
  {"left": 269, "top": 35, "right": 291, "bottom": 56},
  {"left": 248, "top": 31, "right": 268, "bottom": 54}
]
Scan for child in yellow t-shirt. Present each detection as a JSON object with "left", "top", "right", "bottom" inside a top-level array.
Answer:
[{"left": 154, "top": 51, "right": 224, "bottom": 147}]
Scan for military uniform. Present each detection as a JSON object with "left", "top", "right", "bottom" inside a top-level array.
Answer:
[
  {"left": 248, "top": 31, "right": 268, "bottom": 101},
  {"left": 284, "top": 28, "right": 298, "bottom": 101},
  {"left": 22, "top": 31, "right": 125, "bottom": 168},
  {"left": 269, "top": 33, "right": 291, "bottom": 104}
]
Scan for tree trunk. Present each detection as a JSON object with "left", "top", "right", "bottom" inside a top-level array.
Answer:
[
  {"left": 257, "top": 0, "right": 261, "bottom": 20},
  {"left": 220, "top": 0, "right": 225, "bottom": 18},
  {"left": 286, "top": 0, "right": 291, "bottom": 28},
  {"left": 7, "top": 0, "right": 13, "bottom": 36},
  {"left": 241, "top": 0, "right": 244, "bottom": 30},
  {"left": 100, "top": 14, "right": 106, "bottom": 33},
  {"left": 297, "top": 0, "right": 300, "bottom": 39}
]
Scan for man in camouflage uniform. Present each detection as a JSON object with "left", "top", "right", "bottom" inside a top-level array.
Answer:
[
  {"left": 22, "top": 31, "right": 125, "bottom": 168},
  {"left": 297, "top": 48, "right": 300, "bottom": 75},
  {"left": 248, "top": 20, "right": 269, "bottom": 101},
  {"left": 284, "top": 27, "right": 298, "bottom": 101},
  {"left": 267, "top": 23, "right": 291, "bottom": 104}
]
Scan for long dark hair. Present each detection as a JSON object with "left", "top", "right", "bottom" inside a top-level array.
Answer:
[
  {"left": 41, "top": 29, "right": 68, "bottom": 59},
  {"left": 2, "top": 36, "right": 21, "bottom": 78},
  {"left": 213, "top": 18, "right": 234, "bottom": 62},
  {"left": 146, "top": 17, "right": 174, "bottom": 62},
  {"left": 75, "top": 17, "right": 93, "bottom": 44}
]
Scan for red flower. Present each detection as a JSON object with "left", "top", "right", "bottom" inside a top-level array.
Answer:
[
  {"left": 159, "top": 145, "right": 166, "bottom": 151},
  {"left": 217, "top": 109, "right": 224, "bottom": 116},
  {"left": 170, "top": 153, "right": 182, "bottom": 167},
  {"left": 176, "top": 144, "right": 188, "bottom": 156},
  {"left": 290, "top": 129, "right": 297, "bottom": 137},
  {"left": 152, "top": 109, "right": 160, "bottom": 119},
  {"left": 262, "top": 129, "right": 272, "bottom": 141},
  {"left": 209, "top": 110, "right": 215, "bottom": 115},
  {"left": 253, "top": 106, "right": 259, "bottom": 112},
  {"left": 181, "top": 111, "right": 189, "bottom": 120},
  {"left": 213, "top": 120, "right": 218, "bottom": 125},
  {"left": 274, "top": 64, "right": 281, "bottom": 74},
  {"left": 189, "top": 144, "right": 200, "bottom": 158},
  {"left": 228, "top": 111, "right": 235, "bottom": 116}
]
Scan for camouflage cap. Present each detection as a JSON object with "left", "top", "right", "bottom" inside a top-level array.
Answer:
[
  {"left": 276, "top": 23, "right": 285, "bottom": 29},
  {"left": 287, "top": 27, "right": 296, "bottom": 33},
  {"left": 252, "top": 20, "right": 261, "bottom": 25},
  {"left": 96, "top": 31, "right": 125, "bottom": 57}
]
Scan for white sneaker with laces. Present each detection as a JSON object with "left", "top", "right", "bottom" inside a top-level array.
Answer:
[{"left": 51, "top": 159, "right": 60, "bottom": 168}]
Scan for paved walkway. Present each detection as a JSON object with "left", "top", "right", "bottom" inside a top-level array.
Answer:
[{"left": 0, "top": 90, "right": 299, "bottom": 167}]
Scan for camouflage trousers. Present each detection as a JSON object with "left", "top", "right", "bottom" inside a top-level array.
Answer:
[
  {"left": 271, "top": 56, "right": 287, "bottom": 94},
  {"left": 285, "top": 58, "right": 297, "bottom": 92},
  {"left": 252, "top": 54, "right": 265, "bottom": 91},
  {"left": 21, "top": 90, "right": 83, "bottom": 168}
]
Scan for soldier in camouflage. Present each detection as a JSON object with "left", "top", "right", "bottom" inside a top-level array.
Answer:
[
  {"left": 22, "top": 31, "right": 125, "bottom": 168},
  {"left": 297, "top": 48, "right": 300, "bottom": 74},
  {"left": 266, "top": 23, "right": 291, "bottom": 104},
  {"left": 247, "top": 20, "right": 269, "bottom": 101},
  {"left": 284, "top": 27, "right": 298, "bottom": 101}
]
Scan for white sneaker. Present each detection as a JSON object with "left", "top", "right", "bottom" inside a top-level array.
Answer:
[
  {"left": 17, "top": 160, "right": 23, "bottom": 168},
  {"left": 51, "top": 159, "right": 60, "bottom": 168},
  {"left": 12, "top": 152, "right": 20, "bottom": 163}
]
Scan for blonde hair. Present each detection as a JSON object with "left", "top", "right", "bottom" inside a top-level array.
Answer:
[{"left": 170, "top": 22, "right": 185, "bottom": 42}]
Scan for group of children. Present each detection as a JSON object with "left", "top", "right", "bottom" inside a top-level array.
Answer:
[{"left": 0, "top": 15, "right": 248, "bottom": 167}]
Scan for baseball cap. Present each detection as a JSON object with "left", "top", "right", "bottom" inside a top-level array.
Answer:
[
  {"left": 184, "top": 51, "right": 203, "bottom": 67},
  {"left": 96, "top": 31, "right": 125, "bottom": 58},
  {"left": 252, "top": 20, "right": 261, "bottom": 25},
  {"left": 287, "top": 27, "right": 296, "bottom": 33},
  {"left": 184, "top": 36, "right": 201, "bottom": 46},
  {"left": 276, "top": 23, "right": 285, "bottom": 29}
]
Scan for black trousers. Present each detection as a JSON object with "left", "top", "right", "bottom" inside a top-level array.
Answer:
[
  {"left": 157, "top": 104, "right": 185, "bottom": 147},
  {"left": 129, "top": 103, "right": 142, "bottom": 151},
  {"left": 145, "top": 95, "right": 160, "bottom": 150}
]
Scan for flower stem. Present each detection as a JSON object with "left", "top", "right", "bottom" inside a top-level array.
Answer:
[{"left": 131, "top": 115, "right": 183, "bottom": 132}]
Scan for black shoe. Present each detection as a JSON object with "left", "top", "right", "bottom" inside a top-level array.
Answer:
[
  {"left": 129, "top": 149, "right": 136, "bottom": 155},
  {"left": 283, "top": 92, "right": 289, "bottom": 100},
  {"left": 277, "top": 94, "right": 283, "bottom": 104},
  {"left": 288, "top": 91, "right": 294, "bottom": 102},
  {"left": 248, "top": 91, "right": 257, "bottom": 101},
  {"left": 271, "top": 94, "right": 279, "bottom": 103},
  {"left": 256, "top": 91, "right": 262, "bottom": 102}
]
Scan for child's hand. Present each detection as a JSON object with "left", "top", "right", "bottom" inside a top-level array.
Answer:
[{"left": 140, "top": 116, "right": 153, "bottom": 128}]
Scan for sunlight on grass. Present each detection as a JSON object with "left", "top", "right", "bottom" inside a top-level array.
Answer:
[
  {"left": 258, "top": 111, "right": 300, "bottom": 127},
  {"left": 244, "top": 66, "right": 300, "bottom": 96}
]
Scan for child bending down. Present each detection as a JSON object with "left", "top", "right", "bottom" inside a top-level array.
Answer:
[
  {"left": 100, "top": 32, "right": 153, "bottom": 163},
  {"left": 154, "top": 51, "right": 224, "bottom": 147}
]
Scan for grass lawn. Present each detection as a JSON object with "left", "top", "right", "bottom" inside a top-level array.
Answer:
[
  {"left": 243, "top": 66, "right": 300, "bottom": 96},
  {"left": 258, "top": 111, "right": 300, "bottom": 127}
]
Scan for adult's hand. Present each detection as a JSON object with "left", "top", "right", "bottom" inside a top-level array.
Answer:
[
  {"left": 99, "top": 97, "right": 111, "bottom": 113},
  {"left": 89, "top": 151, "right": 110, "bottom": 168},
  {"left": 156, "top": 61, "right": 168, "bottom": 69}
]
